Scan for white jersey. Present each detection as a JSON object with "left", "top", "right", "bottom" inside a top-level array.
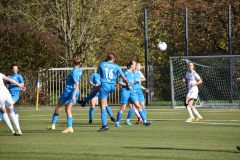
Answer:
[
  {"left": 185, "top": 71, "right": 201, "bottom": 92},
  {"left": 0, "top": 73, "right": 13, "bottom": 110},
  {"left": 0, "top": 73, "right": 9, "bottom": 92}
]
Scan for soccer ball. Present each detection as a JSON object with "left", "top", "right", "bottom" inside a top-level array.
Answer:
[{"left": 157, "top": 41, "right": 167, "bottom": 51}]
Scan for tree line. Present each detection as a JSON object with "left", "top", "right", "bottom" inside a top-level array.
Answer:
[{"left": 0, "top": 0, "right": 239, "bottom": 103}]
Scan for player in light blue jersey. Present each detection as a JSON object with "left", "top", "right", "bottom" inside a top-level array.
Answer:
[
  {"left": 47, "top": 57, "right": 82, "bottom": 133},
  {"left": 97, "top": 53, "right": 130, "bottom": 132},
  {"left": 8, "top": 66, "right": 24, "bottom": 103},
  {"left": 115, "top": 61, "right": 151, "bottom": 127},
  {"left": 0, "top": 65, "right": 24, "bottom": 121},
  {"left": 88, "top": 71, "right": 115, "bottom": 124},
  {"left": 125, "top": 62, "right": 149, "bottom": 125}
]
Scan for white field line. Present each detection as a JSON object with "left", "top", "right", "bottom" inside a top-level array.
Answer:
[
  {"left": 189, "top": 121, "right": 240, "bottom": 126},
  {"left": 19, "top": 108, "right": 240, "bottom": 113},
  {"left": 19, "top": 114, "right": 240, "bottom": 122},
  {"left": 18, "top": 117, "right": 240, "bottom": 125}
]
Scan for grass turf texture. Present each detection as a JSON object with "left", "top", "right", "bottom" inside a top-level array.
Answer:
[{"left": 0, "top": 108, "right": 240, "bottom": 160}]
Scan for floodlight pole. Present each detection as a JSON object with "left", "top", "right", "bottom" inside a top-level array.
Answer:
[
  {"left": 144, "top": 9, "right": 149, "bottom": 105},
  {"left": 185, "top": 7, "right": 189, "bottom": 57},
  {"left": 228, "top": 3, "right": 233, "bottom": 103}
]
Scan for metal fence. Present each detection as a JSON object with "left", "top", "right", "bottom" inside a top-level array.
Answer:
[{"left": 40, "top": 66, "right": 155, "bottom": 106}]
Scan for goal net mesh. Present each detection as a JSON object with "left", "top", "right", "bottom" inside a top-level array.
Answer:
[{"left": 170, "top": 55, "right": 240, "bottom": 108}]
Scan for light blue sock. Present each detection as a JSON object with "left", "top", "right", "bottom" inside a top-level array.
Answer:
[
  {"left": 116, "top": 112, "right": 123, "bottom": 123},
  {"left": 67, "top": 117, "right": 73, "bottom": 127},
  {"left": 0, "top": 112, "right": 2, "bottom": 119},
  {"left": 139, "top": 110, "right": 146, "bottom": 122},
  {"left": 142, "top": 107, "right": 147, "bottom": 119},
  {"left": 89, "top": 107, "right": 94, "bottom": 121},
  {"left": 84, "top": 92, "right": 96, "bottom": 103},
  {"left": 127, "top": 108, "right": 135, "bottom": 120},
  {"left": 52, "top": 114, "right": 58, "bottom": 124},
  {"left": 106, "top": 105, "right": 113, "bottom": 117},
  {"left": 101, "top": 109, "right": 107, "bottom": 126}
]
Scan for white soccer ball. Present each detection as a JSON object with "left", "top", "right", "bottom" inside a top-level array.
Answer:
[{"left": 157, "top": 41, "right": 167, "bottom": 51}]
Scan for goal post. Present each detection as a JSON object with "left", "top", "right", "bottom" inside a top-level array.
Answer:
[{"left": 170, "top": 55, "right": 240, "bottom": 108}]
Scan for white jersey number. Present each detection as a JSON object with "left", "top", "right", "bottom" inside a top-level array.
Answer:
[{"left": 105, "top": 68, "right": 114, "bottom": 80}]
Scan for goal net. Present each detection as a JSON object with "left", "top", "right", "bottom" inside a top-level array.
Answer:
[{"left": 170, "top": 55, "right": 240, "bottom": 108}]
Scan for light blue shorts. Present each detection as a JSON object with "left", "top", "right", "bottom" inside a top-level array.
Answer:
[
  {"left": 9, "top": 90, "right": 20, "bottom": 102},
  {"left": 59, "top": 88, "right": 80, "bottom": 105},
  {"left": 99, "top": 83, "right": 116, "bottom": 99},
  {"left": 136, "top": 88, "right": 145, "bottom": 103},
  {"left": 120, "top": 89, "right": 138, "bottom": 104}
]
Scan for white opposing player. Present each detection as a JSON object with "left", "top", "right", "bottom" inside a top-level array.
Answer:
[
  {"left": 185, "top": 62, "right": 203, "bottom": 122},
  {"left": 0, "top": 73, "right": 24, "bottom": 136}
]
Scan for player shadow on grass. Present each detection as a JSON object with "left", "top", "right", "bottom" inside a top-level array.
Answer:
[{"left": 124, "top": 146, "right": 240, "bottom": 154}]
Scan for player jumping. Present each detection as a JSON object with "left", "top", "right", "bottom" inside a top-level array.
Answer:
[{"left": 97, "top": 53, "right": 129, "bottom": 132}]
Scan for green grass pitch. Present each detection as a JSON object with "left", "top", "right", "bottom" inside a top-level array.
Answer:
[{"left": 0, "top": 107, "right": 240, "bottom": 160}]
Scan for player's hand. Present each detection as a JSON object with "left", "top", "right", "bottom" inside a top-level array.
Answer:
[
  {"left": 191, "top": 84, "right": 197, "bottom": 87},
  {"left": 126, "top": 82, "right": 131, "bottom": 89},
  {"left": 19, "top": 84, "right": 25, "bottom": 91},
  {"left": 145, "top": 89, "right": 149, "bottom": 93}
]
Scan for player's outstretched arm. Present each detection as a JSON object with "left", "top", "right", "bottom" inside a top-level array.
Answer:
[{"left": 3, "top": 75, "right": 24, "bottom": 90}]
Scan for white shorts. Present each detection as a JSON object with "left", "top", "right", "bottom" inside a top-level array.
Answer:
[
  {"left": 0, "top": 90, "right": 13, "bottom": 111},
  {"left": 186, "top": 89, "right": 198, "bottom": 99}
]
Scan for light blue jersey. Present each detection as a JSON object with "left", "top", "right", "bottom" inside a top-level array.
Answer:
[
  {"left": 8, "top": 73, "right": 24, "bottom": 102},
  {"left": 8, "top": 74, "right": 24, "bottom": 92},
  {"left": 89, "top": 72, "right": 101, "bottom": 87},
  {"left": 66, "top": 67, "right": 82, "bottom": 89},
  {"left": 97, "top": 61, "right": 123, "bottom": 84},
  {"left": 89, "top": 72, "right": 101, "bottom": 98},
  {"left": 133, "top": 71, "right": 145, "bottom": 103},
  {"left": 133, "top": 71, "right": 142, "bottom": 90},
  {"left": 97, "top": 61, "right": 123, "bottom": 99},
  {"left": 120, "top": 69, "right": 138, "bottom": 104},
  {"left": 120, "top": 70, "right": 135, "bottom": 91},
  {"left": 59, "top": 67, "right": 82, "bottom": 104}
]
